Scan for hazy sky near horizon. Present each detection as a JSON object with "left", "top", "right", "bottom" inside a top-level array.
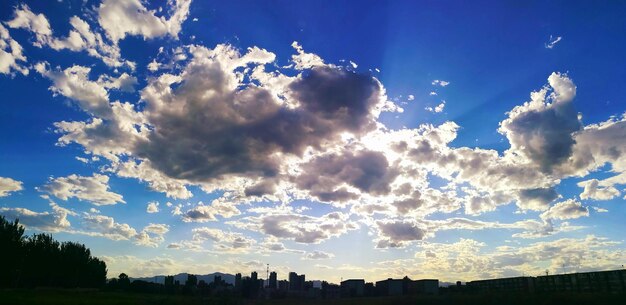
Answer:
[{"left": 1, "top": 0, "right": 626, "bottom": 283}]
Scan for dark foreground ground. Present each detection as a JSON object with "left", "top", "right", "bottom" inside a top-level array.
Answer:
[{"left": 1, "top": 289, "right": 625, "bottom": 305}]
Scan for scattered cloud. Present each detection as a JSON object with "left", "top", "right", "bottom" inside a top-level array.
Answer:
[
  {"left": 0, "top": 201, "right": 73, "bottom": 232},
  {"left": 0, "top": 24, "right": 28, "bottom": 75},
  {"left": 540, "top": 199, "right": 589, "bottom": 220},
  {"left": 7, "top": 4, "right": 130, "bottom": 67},
  {"left": 432, "top": 79, "right": 450, "bottom": 87},
  {"left": 578, "top": 179, "right": 621, "bottom": 200},
  {"left": 303, "top": 250, "right": 335, "bottom": 260},
  {"left": 181, "top": 201, "right": 240, "bottom": 222},
  {"left": 426, "top": 101, "right": 445, "bottom": 113},
  {"left": 39, "top": 173, "right": 125, "bottom": 206},
  {"left": 545, "top": 35, "right": 563, "bottom": 49},
  {"left": 97, "top": 0, "right": 191, "bottom": 43},
  {"left": 146, "top": 201, "right": 160, "bottom": 213},
  {"left": 0, "top": 177, "right": 23, "bottom": 197}
]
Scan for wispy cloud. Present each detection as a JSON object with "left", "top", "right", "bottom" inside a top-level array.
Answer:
[{"left": 545, "top": 35, "right": 563, "bottom": 49}]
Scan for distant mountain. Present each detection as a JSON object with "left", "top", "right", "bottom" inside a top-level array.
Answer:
[{"left": 130, "top": 272, "right": 236, "bottom": 285}]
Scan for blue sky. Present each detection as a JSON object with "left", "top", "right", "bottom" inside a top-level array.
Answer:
[{"left": 1, "top": 0, "right": 625, "bottom": 283}]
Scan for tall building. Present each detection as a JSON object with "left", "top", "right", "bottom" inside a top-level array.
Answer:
[
  {"left": 235, "top": 273, "right": 242, "bottom": 289},
  {"left": 299, "top": 274, "right": 306, "bottom": 290},
  {"left": 251, "top": 271, "right": 258, "bottom": 281},
  {"left": 289, "top": 272, "right": 305, "bottom": 291},
  {"left": 269, "top": 271, "right": 277, "bottom": 289},
  {"left": 289, "top": 272, "right": 298, "bottom": 291}
]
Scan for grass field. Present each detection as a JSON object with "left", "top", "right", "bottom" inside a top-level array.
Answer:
[{"left": 1, "top": 289, "right": 625, "bottom": 305}]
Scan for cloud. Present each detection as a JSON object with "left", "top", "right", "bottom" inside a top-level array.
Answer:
[
  {"left": 181, "top": 201, "right": 240, "bottom": 222},
  {"left": 432, "top": 80, "right": 450, "bottom": 87},
  {"left": 296, "top": 149, "right": 399, "bottom": 203},
  {"left": 5, "top": 4, "right": 52, "bottom": 46},
  {"left": 0, "top": 24, "right": 28, "bottom": 75},
  {"left": 540, "top": 199, "right": 589, "bottom": 220},
  {"left": 40, "top": 173, "right": 125, "bottom": 206},
  {"left": 578, "top": 179, "right": 621, "bottom": 200},
  {"left": 101, "top": 255, "right": 212, "bottom": 278},
  {"left": 499, "top": 72, "right": 580, "bottom": 173},
  {"left": 81, "top": 214, "right": 168, "bottom": 247},
  {"left": 190, "top": 227, "right": 256, "bottom": 251},
  {"left": 0, "top": 202, "right": 72, "bottom": 232},
  {"left": 7, "top": 5, "right": 129, "bottom": 68},
  {"left": 230, "top": 210, "right": 357, "bottom": 244},
  {"left": 375, "top": 219, "right": 428, "bottom": 248},
  {"left": 426, "top": 101, "right": 445, "bottom": 113},
  {"left": 592, "top": 206, "right": 608, "bottom": 213},
  {"left": 290, "top": 41, "right": 325, "bottom": 69},
  {"left": 98, "top": 0, "right": 192, "bottom": 43},
  {"left": 516, "top": 187, "right": 559, "bottom": 211},
  {"left": 138, "top": 54, "right": 379, "bottom": 183},
  {"left": 98, "top": 73, "right": 138, "bottom": 92},
  {"left": 0, "top": 176, "right": 23, "bottom": 197},
  {"left": 411, "top": 235, "right": 624, "bottom": 282},
  {"left": 146, "top": 201, "right": 159, "bottom": 213},
  {"left": 407, "top": 94, "right": 415, "bottom": 101},
  {"left": 566, "top": 113, "right": 626, "bottom": 177},
  {"left": 303, "top": 250, "right": 335, "bottom": 260},
  {"left": 545, "top": 35, "right": 562, "bottom": 49},
  {"left": 36, "top": 64, "right": 113, "bottom": 118}
]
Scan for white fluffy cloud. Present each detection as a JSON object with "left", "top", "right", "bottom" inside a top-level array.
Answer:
[
  {"left": 40, "top": 173, "right": 125, "bottom": 206},
  {"left": 98, "top": 0, "right": 191, "bottom": 43},
  {"left": 0, "top": 176, "right": 23, "bottom": 197},
  {"left": 82, "top": 214, "right": 168, "bottom": 247},
  {"left": 146, "top": 201, "right": 160, "bottom": 213},
  {"left": 540, "top": 199, "right": 589, "bottom": 220},
  {"left": 0, "top": 202, "right": 73, "bottom": 232},
  {"left": 0, "top": 24, "right": 28, "bottom": 75},
  {"left": 191, "top": 227, "right": 256, "bottom": 250},
  {"left": 7, "top": 5, "right": 130, "bottom": 67},
  {"left": 432, "top": 79, "right": 450, "bottom": 87},
  {"left": 181, "top": 201, "right": 241, "bottom": 222},
  {"left": 578, "top": 179, "right": 621, "bottom": 201},
  {"left": 229, "top": 210, "right": 357, "bottom": 244},
  {"left": 303, "top": 250, "right": 335, "bottom": 260},
  {"left": 425, "top": 101, "right": 445, "bottom": 113}
]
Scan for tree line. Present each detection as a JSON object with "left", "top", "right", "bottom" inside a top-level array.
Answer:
[{"left": 0, "top": 216, "right": 107, "bottom": 288}]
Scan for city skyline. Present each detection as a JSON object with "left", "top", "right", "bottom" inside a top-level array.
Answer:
[{"left": 1, "top": 0, "right": 626, "bottom": 283}]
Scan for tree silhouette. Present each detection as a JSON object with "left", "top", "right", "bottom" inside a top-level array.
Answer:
[
  {"left": 0, "top": 216, "right": 107, "bottom": 288},
  {"left": 0, "top": 216, "right": 25, "bottom": 287}
]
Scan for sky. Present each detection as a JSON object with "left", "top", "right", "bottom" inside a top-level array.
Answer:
[{"left": 1, "top": 0, "right": 626, "bottom": 283}]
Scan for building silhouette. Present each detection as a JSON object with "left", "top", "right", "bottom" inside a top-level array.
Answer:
[
  {"left": 340, "top": 279, "right": 365, "bottom": 297},
  {"left": 466, "top": 269, "right": 626, "bottom": 294},
  {"left": 269, "top": 271, "right": 277, "bottom": 289},
  {"left": 376, "top": 278, "right": 404, "bottom": 296},
  {"left": 289, "top": 272, "right": 305, "bottom": 291}
]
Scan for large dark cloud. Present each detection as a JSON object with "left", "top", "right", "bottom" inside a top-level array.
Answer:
[
  {"left": 376, "top": 220, "right": 427, "bottom": 248},
  {"left": 135, "top": 53, "right": 383, "bottom": 183},
  {"left": 499, "top": 73, "right": 582, "bottom": 173},
  {"left": 296, "top": 150, "right": 399, "bottom": 202},
  {"left": 517, "top": 187, "right": 559, "bottom": 211}
]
